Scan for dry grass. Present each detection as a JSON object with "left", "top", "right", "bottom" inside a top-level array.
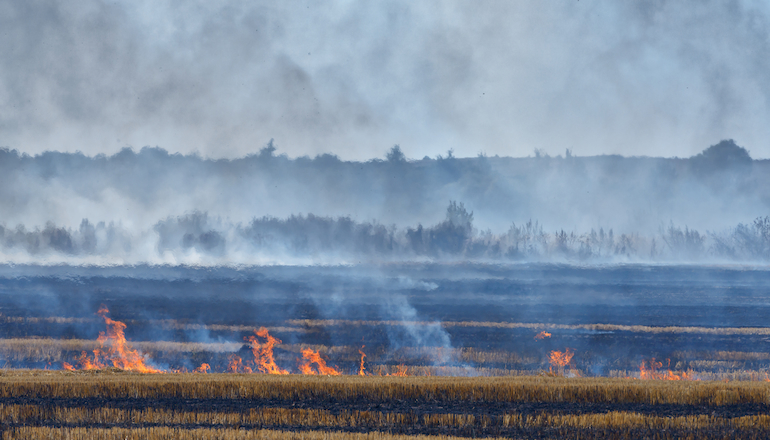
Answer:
[
  {"left": 673, "top": 351, "right": 770, "bottom": 361},
  {"left": 1, "top": 370, "right": 769, "bottom": 406},
  {"left": 3, "top": 372, "right": 770, "bottom": 439},
  {"left": 0, "top": 314, "right": 307, "bottom": 334},
  {"left": 288, "top": 318, "right": 770, "bottom": 336},
  {"left": 6, "top": 313, "right": 770, "bottom": 336},
  {"left": 4, "top": 403, "right": 770, "bottom": 431},
  {"left": 0, "top": 338, "right": 242, "bottom": 361},
  {"left": 1, "top": 427, "right": 496, "bottom": 440}
]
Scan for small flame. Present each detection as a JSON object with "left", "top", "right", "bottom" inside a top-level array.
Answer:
[
  {"left": 548, "top": 348, "right": 574, "bottom": 376},
  {"left": 549, "top": 348, "right": 574, "bottom": 367},
  {"left": 299, "top": 348, "right": 341, "bottom": 375},
  {"left": 390, "top": 364, "right": 408, "bottom": 377},
  {"left": 639, "top": 358, "right": 695, "bottom": 380},
  {"left": 245, "top": 328, "right": 289, "bottom": 374},
  {"left": 227, "top": 355, "right": 252, "bottom": 373},
  {"left": 63, "top": 306, "right": 162, "bottom": 373},
  {"left": 193, "top": 363, "right": 211, "bottom": 374},
  {"left": 534, "top": 331, "right": 552, "bottom": 340},
  {"left": 358, "top": 346, "right": 367, "bottom": 376}
]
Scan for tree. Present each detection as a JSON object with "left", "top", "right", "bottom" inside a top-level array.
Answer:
[{"left": 386, "top": 145, "right": 406, "bottom": 163}]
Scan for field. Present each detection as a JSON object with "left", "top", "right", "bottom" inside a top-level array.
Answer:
[
  {"left": 1, "top": 263, "right": 770, "bottom": 438},
  {"left": 3, "top": 371, "right": 770, "bottom": 439}
]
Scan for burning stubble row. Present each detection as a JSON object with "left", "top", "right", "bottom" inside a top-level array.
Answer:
[
  {"left": 5, "top": 306, "right": 742, "bottom": 379},
  {"left": 8, "top": 309, "right": 770, "bottom": 380}
]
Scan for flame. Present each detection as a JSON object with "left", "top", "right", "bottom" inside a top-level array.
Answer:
[
  {"left": 534, "top": 331, "right": 552, "bottom": 340},
  {"left": 548, "top": 348, "right": 574, "bottom": 376},
  {"left": 358, "top": 346, "right": 366, "bottom": 376},
  {"left": 63, "top": 306, "right": 162, "bottom": 373},
  {"left": 245, "top": 328, "right": 289, "bottom": 374},
  {"left": 639, "top": 358, "right": 696, "bottom": 380},
  {"left": 549, "top": 348, "right": 574, "bottom": 367},
  {"left": 193, "top": 363, "right": 211, "bottom": 374},
  {"left": 299, "top": 348, "right": 341, "bottom": 375},
  {"left": 227, "top": 355, "right": 252, "bottom": 373},
  {"left": 391, "top": 364, "right": 408, "bottom": 376}
]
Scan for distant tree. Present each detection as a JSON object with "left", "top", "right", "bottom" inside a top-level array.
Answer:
[
  {"left": 426, "top": 201, "right": 474, "bottom": 256},
  {"left": 259, "top": 139, "right": 277, "bottom": 158},
  {"left": 691, "top": 139, "right": 751, "bottom": 174},
  {"left": 386, "top": 145, "right": 406, "bottom": 163}
]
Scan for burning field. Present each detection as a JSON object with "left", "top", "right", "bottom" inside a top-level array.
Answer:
[{"left": 1, "top": 263, "right": 770, "bottom": 439}]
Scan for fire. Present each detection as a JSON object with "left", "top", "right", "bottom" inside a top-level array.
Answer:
[
  {"left": 639, "top": 358, "right": 696, "bottom": 380},
  {"left": 299, "top": 348, "right": 341, "bottom": 375},
  {"left": 193, "top": 363, "right": 211, "bottom": 373},
  {"left": 227, "top": 355, "right": 253, "bottom": 373},
  {"left": 63, "top": 306, "right": 162, "bottom": 373},
  {"left": 391, "top": 364, "right": 408, "bottom": 377},
  {"left": 358, "top": 346, "right": 367, "bottom": 376},
  {"left": 245, "top": 328, "right": 289, "bottom": 374},
  {"left": 534, "top": 331, "right": 552, "bottom": 340},
  {"left": 548, "top": 348, "right": 574, "bottom": 376}
]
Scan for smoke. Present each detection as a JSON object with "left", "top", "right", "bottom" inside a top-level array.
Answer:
[
  {"left": 1, "top": 1, "right": 770, "bottom": 160},
  {"left": 382, "top": 294, "right": 454, "bottom": 365},
  {"left": 1, "top": 140, "right": 770, "bottom": 265}
]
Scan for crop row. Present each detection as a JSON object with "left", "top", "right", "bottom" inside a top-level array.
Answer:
[
  {"left": 8, "top": 313, "right": 770, "bottom": 337},
  {"left": 1, "top": 371, "right": 769, "bottom": 406},
  {"left": 3, "top": 403, "right": 770, "bottom": 431},
  {"left": 287, "top": 319, "right": 770, "bottom": 336},
  {"left": 1, "top": 427, "right": 480, "bottom": 440}
]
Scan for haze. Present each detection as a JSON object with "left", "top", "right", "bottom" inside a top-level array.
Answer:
[{"left": 2, "top": 1, "right": 769, "bottom": 160}]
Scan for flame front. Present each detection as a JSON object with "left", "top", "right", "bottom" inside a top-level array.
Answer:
[
  {"left": 534, "top": 331, "right": 552, "bottom": 340},
  {"left": 299, "top": 348, "right": 341, "bottom": 375}
]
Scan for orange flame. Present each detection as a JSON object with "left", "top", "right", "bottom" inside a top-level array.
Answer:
[
  {"left": 548, "top": 348, "right": 574, "bottom": 376},
  {"left": 63, "top": 306, "right": 162, "bottom": 373},
  {"left": 390, "top": 364, "right": 408, "bottom": 377},
  {"left": 534, "top": 331, "right": 552, "bottom": 340},
  {"left": 358, "top": 346, "right": 367, "bottom": 376},
  {"left": 549, "top": 348, "right": 574, "bottom": 367},
  {"left": 227, "top": 355, "right": 253, "bottom": 373},
  {"left": 245, "top": 328, "right": 289, "bottom": 374},
  {"left": 299, "top": 348, "right": 341, "bottom": 375},
  {"left": 193, "top": 363, "right": 211, "bottom": 374},
  {"left": 639, "top": 358, "right": 695, "bottom": 380}
]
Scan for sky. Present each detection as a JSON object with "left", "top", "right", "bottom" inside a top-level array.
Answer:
[{"left": 1, "top": 0, "right": 769, "bottom": 160}]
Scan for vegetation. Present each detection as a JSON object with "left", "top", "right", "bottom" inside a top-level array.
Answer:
[
  {"left": 2, "top": 427, "right": 494, "bottom": 440},
  {"left": 0, "top": 371, "right": 768, "bottom": 406},
  {"left": 2, "top": 372, "right": 770, "bottom": 438}
]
